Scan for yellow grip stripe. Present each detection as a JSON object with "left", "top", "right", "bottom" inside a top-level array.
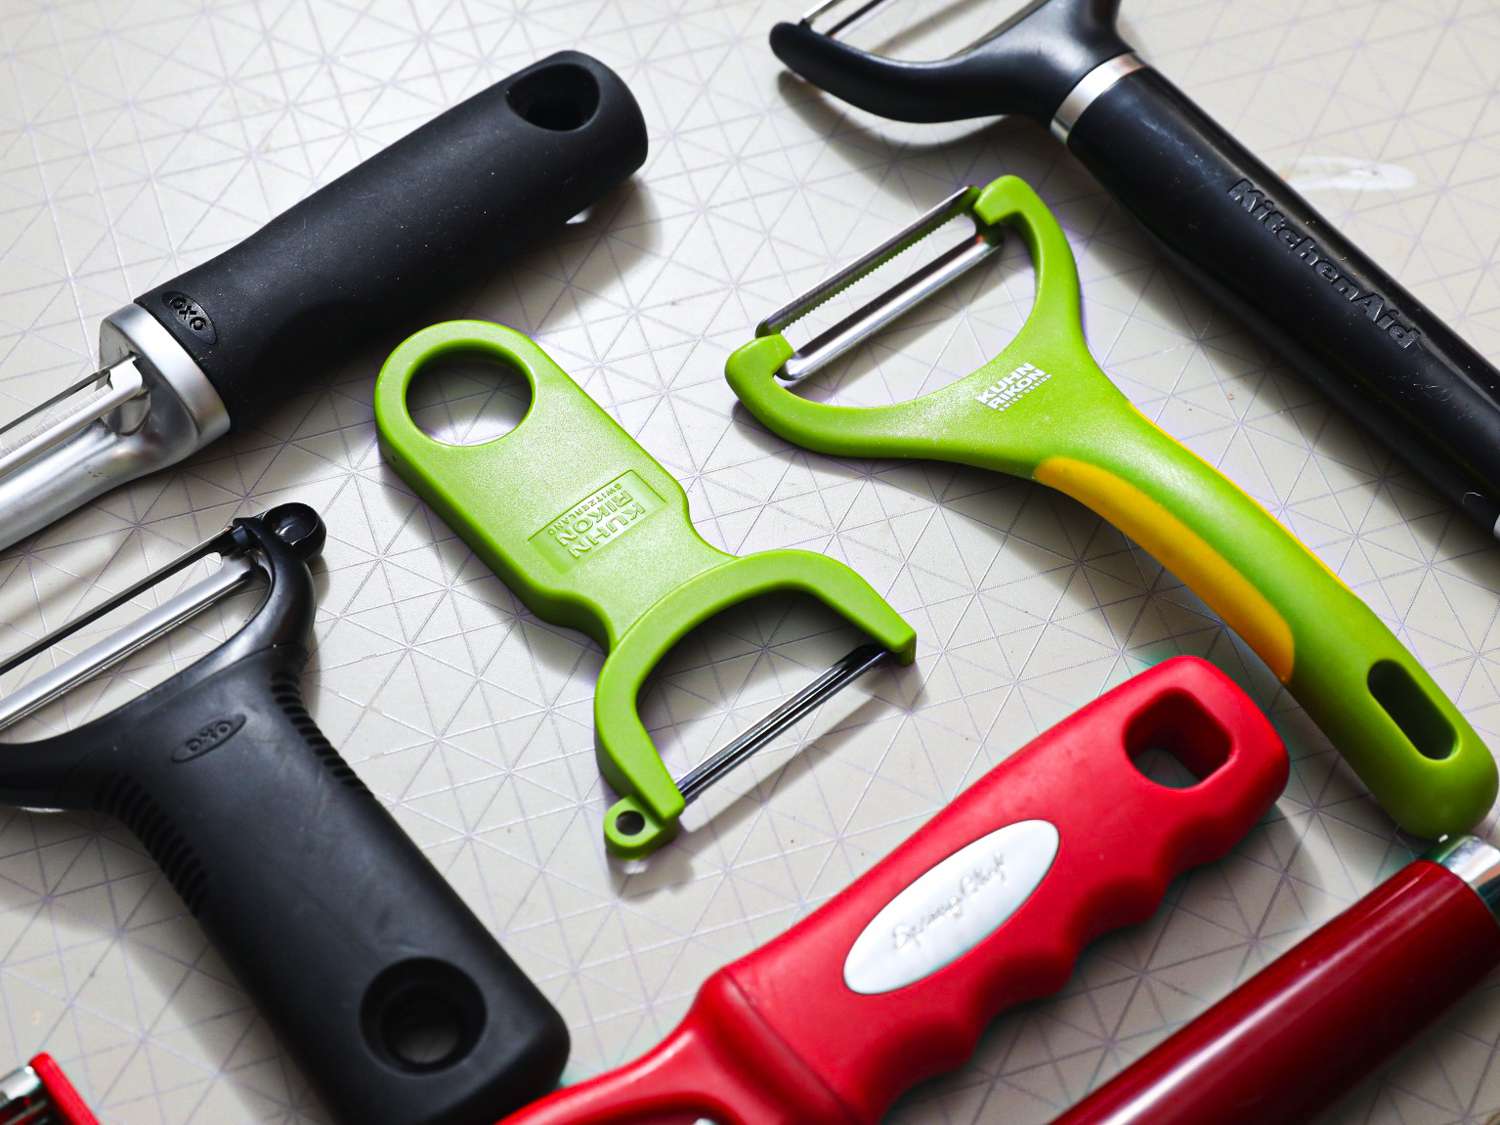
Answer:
[{"left": 1035, "top": 456, "right": 1295, "bottom": 682}]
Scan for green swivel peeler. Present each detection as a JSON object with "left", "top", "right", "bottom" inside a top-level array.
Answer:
[
  {"left": 726, "top": 176, "right": 1497, "bottom": 841},
  {"left": 375, "top": 322, "right": 916, "bottom": 858}
]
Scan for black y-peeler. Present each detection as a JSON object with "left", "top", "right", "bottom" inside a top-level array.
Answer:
[
  {"left": 0, "top": 506, "right": 567, "bottom": 1124},
  {"left": 771, "top": 0, "right": 1500, "bottom": 535}
]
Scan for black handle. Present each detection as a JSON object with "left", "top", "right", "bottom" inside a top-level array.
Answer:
[
  {"left": 135, "top": 51, "right": 647, "bottom": 430},
  {"left": 81, "top": 647, "right": 567, "bottom": 1125},
  {"left": 1067, "top": 67, "right": 1500, "bottom": 528}
]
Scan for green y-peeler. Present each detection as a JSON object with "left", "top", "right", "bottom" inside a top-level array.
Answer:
[
  {"left": 375, "top": 322, "right": 916, "bottom": 858},
  {"left": 726, "top": 176, "right": 1497, "bottom": 841}
]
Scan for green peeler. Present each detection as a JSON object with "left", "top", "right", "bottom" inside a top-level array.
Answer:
[
  {"left": 726, "top": 176, "right": 1497, "bottom": 841},
  {"left": 375, "top": 322, "right": 916, "bottom": 858}
]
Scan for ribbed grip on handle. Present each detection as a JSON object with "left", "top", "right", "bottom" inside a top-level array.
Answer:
[
  {"left": 725, "top": 656, "right": 1287, "bottom": 1122},
  {"left": 1057, "top": 857, "right": 1500, "bottom": 1125},
  {"left": 1067, "top": 67, "right": 1500, "bottom": 528},
  {"left": 502, "top": 656, "right": 1287, "bottom": 1125},
  {"left": 135, "top": 52, "right": 647, "bottom": 430},
  {"left": 94, "top": 649, "right": 568, "bottom": 1125}
]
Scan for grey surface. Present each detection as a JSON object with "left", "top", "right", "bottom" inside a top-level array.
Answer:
[{"left": 0, "top": 1, "right": 1497, "bottom": 1121}]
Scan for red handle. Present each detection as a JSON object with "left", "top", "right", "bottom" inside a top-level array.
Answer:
[
  {"left": 1056, "top": 854, "right": 1500, "bottom": 1125},
  {"left": 504, "top": 656, "right": 1287, "bottom": 1125}
]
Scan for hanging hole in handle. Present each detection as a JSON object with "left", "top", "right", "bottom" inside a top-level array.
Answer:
[
  {"left": 408, "top": 350, "right": 533, "bottom": 446},
  {"left": 507, "top": 63, "right": 601, "bottom": 131},
  {"left": 1368, "top": 660, "right": 1456, "bottom": 760},
  {"left": 615, "top": 809, "right": 646, "bottom": 836},
  {"left": 1124, "top": 690, "right": 1232, "bottom": 788},
  {"left": 361, "top": 959, "right": 485, "bottom": 1073}
]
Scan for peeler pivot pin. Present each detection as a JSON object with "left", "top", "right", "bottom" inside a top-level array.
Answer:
[{"left": 677, "top": 642, "right": 889, "bottom": 804}]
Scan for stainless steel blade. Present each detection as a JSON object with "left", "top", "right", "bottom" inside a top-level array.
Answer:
[
  {"left": 758, "top": 186, "right": 1003, "bottom": 385},
  {"left": 0, "top": 555, "right": 259, "bottom": 732}
]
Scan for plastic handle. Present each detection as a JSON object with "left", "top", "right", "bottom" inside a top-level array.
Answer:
[
  {"left": 375, "top": 321, "right": 915, "bottom": 857},
  {"left": 8, "top": 648, "right": 567, "bottom": 1125},
  {"left": 1058, "top": 856, "right": 1500, "bottom": 1125},
  {"left": 134, "top": 52, "right": 647, "bottom": 430},
  {"left": 726, "top": 175, "right": 1498, "bottom": 841},
  {"left": 503, "top": 655, "right": 1289, "bottom": 1125},
  {"left": 1068, "top": 68, "right": 1500, "bottom": 530}
]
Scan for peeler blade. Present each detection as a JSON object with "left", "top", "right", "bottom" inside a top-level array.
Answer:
[
  {"left": 0, "top": 522, "right": 260, "bottom": 736},
  {"left": 759, "top": 186, "right": 1004, "bottom": 385},
  {"left": 0, "top": 360, "right": 147, "bottom": 480},
  {"left": 676, "top": 641, "right": 890, "bottom": 803}
]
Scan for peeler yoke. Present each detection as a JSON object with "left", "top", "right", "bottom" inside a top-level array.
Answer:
[
  {"left": 375, "top": 321, "right": 916, "bottom": 858},
  {"left": 726, "top": 174, "right": 1498, "bottom": 841}
]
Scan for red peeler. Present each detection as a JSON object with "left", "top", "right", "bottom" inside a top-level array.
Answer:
[{"left": 501, "top": 656, "right": 1289, "bottom": 1124}]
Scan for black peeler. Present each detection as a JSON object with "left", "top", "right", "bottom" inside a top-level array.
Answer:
[
  {"left": 0, "top": 51, "right": 647, "bottom": 553},
  {"left": 771, "top": 0, "right": 1500, "bottom": 536},
  {"left": 0, "top": 505, "right": 568, "bottom": 1124}
]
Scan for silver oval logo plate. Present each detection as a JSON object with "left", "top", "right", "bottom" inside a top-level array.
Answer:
[{"left": 843, "top": 819, "right": 1060, "bottom": 995}]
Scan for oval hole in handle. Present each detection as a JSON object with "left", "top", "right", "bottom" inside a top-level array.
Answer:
[
  {"left": 1368, "top": 659, "right": 1457, "bottom": 760},
  {"left": 508, "top": 63, "right": 601, "bottom": 132},
  {"left": 1124, "top": 689, "right": 1232, "bottom": 789}
]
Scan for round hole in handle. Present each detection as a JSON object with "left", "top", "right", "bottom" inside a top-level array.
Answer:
[
  {"left": 615, "top": 809, "right": 646, "bottom": 836},
  {"left": 361, "top": 959, "right": 485, "bottom": 1073},
  {"left": 406, "top": 349, "right": 533, "bottom": 446},
  {"left": 507, "top": 63, "right": 601, "bottom": 131}
]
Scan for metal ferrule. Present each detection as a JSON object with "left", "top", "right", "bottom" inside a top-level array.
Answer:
[
  {"left": 0, "top": 1063, "right": 44, "bottom": 1119},
  {"left": 1428, "top": 835, "right": 1500, "bottom": 921},
  {"left": 1051, "top": 53, "right": 1148, "bottom": 142},
  {"left": 0, "top": 303, "right": 229, "bottom": 551}
]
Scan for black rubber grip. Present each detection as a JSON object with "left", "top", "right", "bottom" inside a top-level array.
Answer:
[
  {"left": 135, "top": 51, "right": 646, "bottom": 430},
  {"left": 1067, "top": 67, "right": 1500, "bottom": 529},
  {"left": 82, "top": 647, "right": 564, "bottom": 1124}
]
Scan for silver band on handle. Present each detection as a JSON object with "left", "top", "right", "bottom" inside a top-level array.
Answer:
[
  {"left": 1429, "top": 835, "right": 1500, "bottom": 920},
  {"left": 1051, "top": 53, "right": 1147, "bottom": 143}
]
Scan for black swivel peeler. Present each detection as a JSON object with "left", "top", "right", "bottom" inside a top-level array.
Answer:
[{"left": 770, "top": 0, "right": 1500, "bottom": 536}]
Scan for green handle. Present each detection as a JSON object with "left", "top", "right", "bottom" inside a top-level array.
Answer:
[
  {"left": 727, "top": 176, "right": 1496, "bottom": 839},
  {"left": 376, "top": 322, "right": 915, "bottom": 857}
]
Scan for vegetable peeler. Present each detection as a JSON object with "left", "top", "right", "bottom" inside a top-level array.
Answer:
[
  {"left": 725, "top": 175, "right": 1498, "bottom": 841},
  {"left": 501, "top": 655, "right": 1289, "bottom": 1125},
  {"left": 0, "top": 51, "right": 646, "bottom": 553},
  {"left": 0, "top": 1054, "right": 95, "bottom": 1124},
  {"left": 770, "top": 0, "right": 1500, "bottom": 537},
  {"left": 374, "top": 321, "right": 917, "bottom": 859},
  {"left": 0, "top": 505, "right": 568, "bottom": 1125},
  {"left": 1059, "top": 834, "right": 1500, "bottom": 1125}
]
